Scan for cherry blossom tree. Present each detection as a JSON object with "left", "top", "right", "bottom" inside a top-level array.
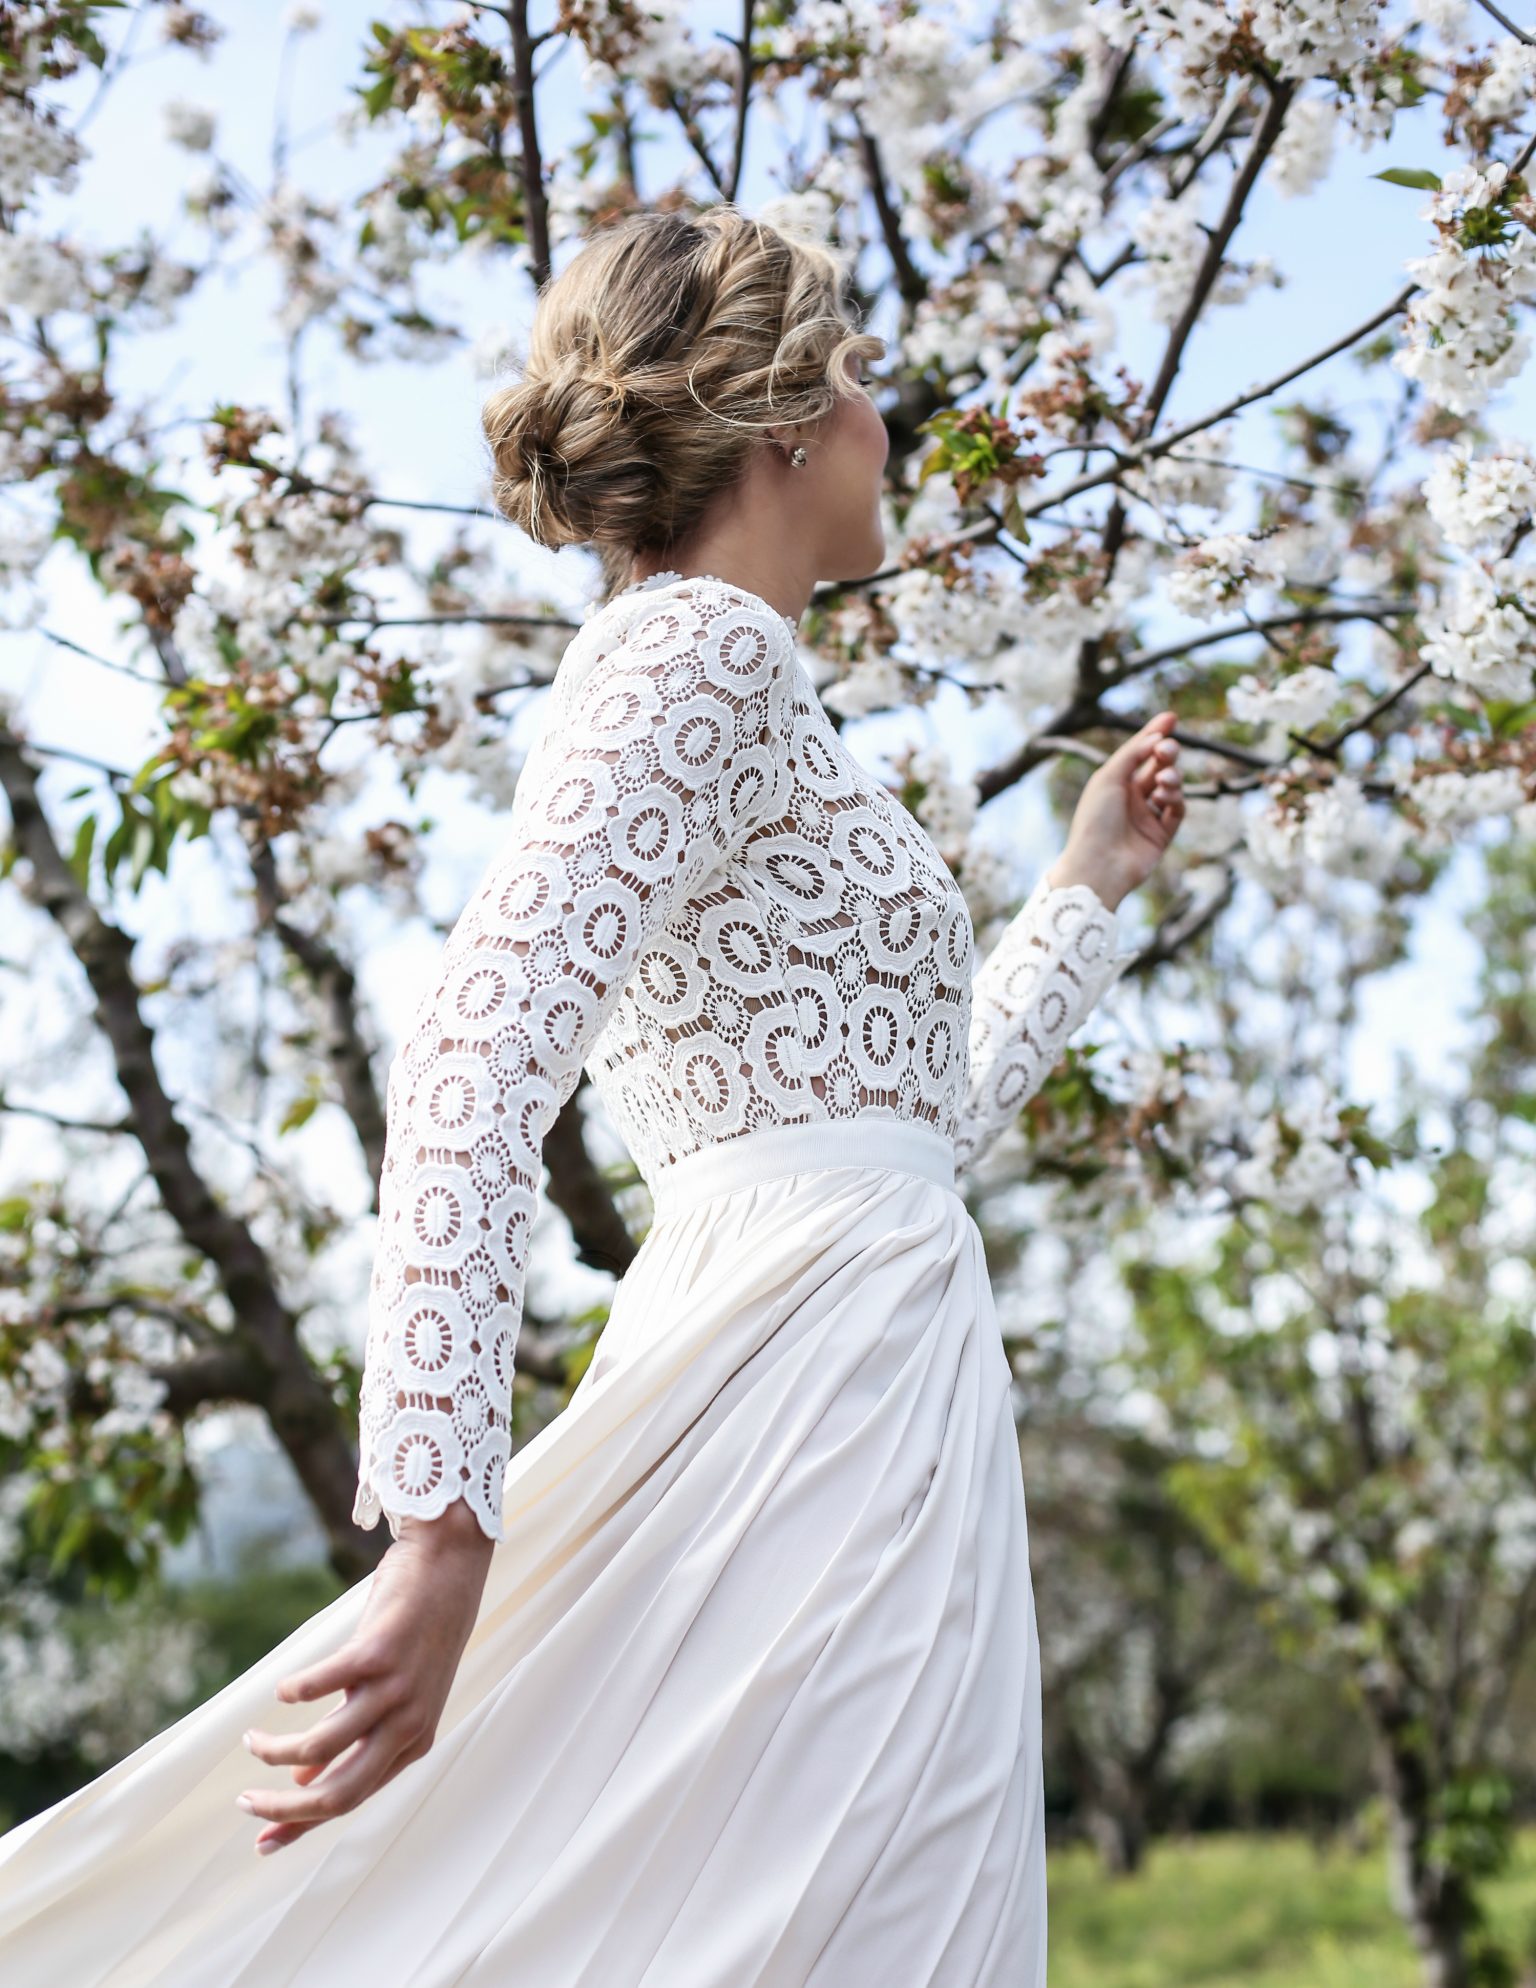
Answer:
[
  {"left": 1049, "top": 817, "right": 1536, "bottom": 1984},
  {"left": 3, "top": 5, "right": 1536, "bottom": 1968}
]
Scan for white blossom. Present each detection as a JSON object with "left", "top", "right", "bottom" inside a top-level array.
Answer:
[
  {"left": 1089, "top": 1, "right": 1238, "bottom": 116},
  {"left": 1131, "top": 195, "right": 1207, "bottom": 325},
  {"left": 163, "top": 100, "right": 217, "bottom": 152},
  {"left": 756, "top": 189, "right": 840, "bottom": 248},
  {"left": 1167, "top": 533, "right": 1278, "bottom": 620},
  {"left": 0, "top": 1585, "right": 205, "bottom": 1763},
  {"left": 0, "top": 232, "right": 85, "bottom": 316},
  {"left": 1175, "top": 793, "right": 1246, "bottom": 859},
  {"left": 1132, "top": 425, "right": 1235, "bottom": 512},
  {"left": 310, "top": 834, "right": 377, "bottom": 891},
  {"left": 1240, "top": 775, "right": 1410, "bottom": 888},
  {"left": 1466, "top": 38, "right": 1536, "bottom": 128},
  {"left": 907, "top": 271, "right": 1049, "bottom": 393},
  {"left": 1395, "top": 167, "right": 1536, "bottom": 415},
  {"left": 824, "top": 653, "right": 910, "bottom": 718},
  {"left": 959, "top": 841, "right": 1021, "bottom": 946},
  {"left": 1424, "top": 440, "right": 1536, "bottom": 551},
  {"left": 1231, "top": 1095, "right": 1355, "bottom": 1214},
  {"left": 993, "top": 539, "right": 1158, "bottom": 714},
  {"left": 1251, "top": 0, "right": 1385, "bottom": 81},
  {"left": 470, "top": 325, "right": 518, "bottom": 381},
  {"left": 1268, "top": 97, "right": 1337, "bottom": 199},
  {"left": 0, "top": 96, "right": 84, "bottom": 206},
  {"left": 906, "top": 744, "right": 979, "bottom": 854},
  {"left": 358, "top": 189, "right": 430, "bottom": 286},
  {"left": 1227, "top": 665, "right": 1345, "bottom": 739},
  {"left": 94, "top": 1366, "right": 170, "bottom": 1441},
  {"left": 1407, "top": 766, "right": 1526, "bottom": 846},
  {"left": 884, "top": 563, "right": 1015, "bottom": 673},
  {"left": 1409, "top": 0, "right": 1466, "bottom": 32},
  {"left": 1420, "top": 558, "right": 1536, "bottom": 701},
  {"left": 1006, "top": 0, "right": 1093, "bottom": 34}
]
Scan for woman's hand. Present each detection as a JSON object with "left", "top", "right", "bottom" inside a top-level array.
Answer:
[
  {"left": 237, "top": 1504, "right": 496, "bottom": 1855},
  {"left": 1045, "top": 711, "right": 1186, "bottom": 913}
]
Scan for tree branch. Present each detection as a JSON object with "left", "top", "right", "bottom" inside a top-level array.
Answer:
[
  {"left": 724, "top": 0, "right": 756, "bottom": 203},
  {"left": 508, "top": 0, "right": 552, "bottom": 290},
  {"left": 1142, "top": 79, "right": 1296, "bottom": 435},
  {"left": 242, "top": 826, "right": 390, "bottom": 1205}
]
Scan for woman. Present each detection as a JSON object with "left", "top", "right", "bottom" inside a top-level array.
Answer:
[{"left": 0, "top": 206, "right": 1183, "bottom": 1985}]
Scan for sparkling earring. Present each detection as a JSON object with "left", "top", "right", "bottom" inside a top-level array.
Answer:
[{"left": 789, "top": 444, "right": 807, "bottom": 468}]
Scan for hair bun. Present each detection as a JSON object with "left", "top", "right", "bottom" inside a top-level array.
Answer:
[
  {"left": 586, "top": 367, "right": 631, "bottom": 414},
  {"left": 483, "top": 366, "right": 661, "bottom": 551}
]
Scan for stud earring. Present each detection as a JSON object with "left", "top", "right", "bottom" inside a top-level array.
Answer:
[{"left": 788, "top": 445, "right": 807, "bottom": 468}]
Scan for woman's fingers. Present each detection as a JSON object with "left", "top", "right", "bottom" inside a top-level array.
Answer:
[
  {"left": 245, "top": 1682, "right": 386, "bottom": 1774},
  {"left": 275, "top": 1636, "right": 386, "bottom": 1705},
  {"left": 1127, "top": 717, "right": 1179, "bottom": 767},
  {"left": 249, "top": 1735, "right": 423, "bottom": 1855},
  {"left": 239, "top": 1723, "right": 402, "bottom": 1832},
  {"left": 1132, "top": 741, "right": 1180, "bottom": 800}
]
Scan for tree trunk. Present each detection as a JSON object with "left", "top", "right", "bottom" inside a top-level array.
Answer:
[
  {"left": 1369, "top": 1699, "right": 1476, "bottom": 1988},
  {"left": 1083, "top": 1795, "right": 1149, "bottom": 1876}
]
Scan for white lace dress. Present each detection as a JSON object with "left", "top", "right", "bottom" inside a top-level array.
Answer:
[{"left": 0, "top": 572, "right": 1127, "bottom": 1987}]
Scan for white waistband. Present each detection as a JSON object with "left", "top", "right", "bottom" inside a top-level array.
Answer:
[{"left": 646, "top": 1118, "right": 958, "bottom": 1222}]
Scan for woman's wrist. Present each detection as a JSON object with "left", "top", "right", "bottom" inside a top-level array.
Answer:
[
  {"left": 1043, "top": 850, "right": 1130, "bottom": 914},
  {"left": 396, "top": 1499, "right": 498, "bottom": 1560}
]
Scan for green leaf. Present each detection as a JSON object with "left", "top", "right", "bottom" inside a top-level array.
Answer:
[
  {"left": 359, "top": 72, "right": 396, "bottom": 119},
  {"left": 68, "top": 812, "right": 97, "bottom": 890},
  {"left": 1485, "top": 698, "right": 1536, "bottom": 737},
  {"left": 1374, "top": 168, "right": 1442, "bottom": 192},
  {"left": 128, "top": 815, "right": 157, "bottom": 891},
  {"left": 101, "top": 812, "right": 130, "bottom": 884},
  {"left": 279, "top": 1092, "right": 322, "bottom": 1135},
  {"left": 1002, "top": 490, "right": 1033, "bottom": 545}
]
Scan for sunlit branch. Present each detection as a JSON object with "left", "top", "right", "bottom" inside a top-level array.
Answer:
[
  {"left": 724, "top": 0, "right": 757, "bottom": 203},
  {"left": 38, "top": 626, "right": 163, "bottom": 688},
  {"left": 855, "top": 118, "right": 927, "bottom": 306},
  {"left": 663, "top": 83, "right": 727, "bottom": 193},
  {"left": 311, "top": 608, "right": 578, "bottom": 630},
  {"left": 1142, "top": 79, "right": 1296, "bottom": 435},
  {"left": 1015, "top": 282, "right": 1419, "bottom": 524},
  {"left": 508, "top": 0, "right": 552, "bottom": 289},
  {"left": 1472, "top": 0, "right": 1533, "bottom": 46},
  {"left": 0, "top": 731, "right": 132, "bottom": 783},
  {"left": 0, "top": 1097, "right": 132, "bottom": 1137},
  {"left": 1107, "top": 602, "right": 1417, "bottom": 682},
  {"left": 228, "top": 449, "right": 496, "bottom": 520}
]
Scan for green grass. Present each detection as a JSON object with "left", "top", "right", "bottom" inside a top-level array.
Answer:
[{"left": 1048, "top": 1828, "right": 1536, "bottom": 1988}]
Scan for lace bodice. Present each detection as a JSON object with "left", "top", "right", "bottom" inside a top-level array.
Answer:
[{"left": 353, "top": 572, "right": 1128, "bottom": 1543}]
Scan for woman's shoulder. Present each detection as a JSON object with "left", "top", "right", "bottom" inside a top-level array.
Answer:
[{"left": 556, "top": 572, "right": 798, "bottom": 701}]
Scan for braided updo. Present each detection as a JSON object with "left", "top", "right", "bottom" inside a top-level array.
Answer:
[{"left": 481, "top": 205, "right": 881, "bottom": 600}]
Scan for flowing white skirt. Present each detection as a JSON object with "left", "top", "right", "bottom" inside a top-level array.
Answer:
[{"left": 0, "top": 1118, "right": 1047, "bottom": 1987}]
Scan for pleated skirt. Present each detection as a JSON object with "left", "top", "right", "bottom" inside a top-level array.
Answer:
[{"left": 0, "top": 1118, "right": 1047, "bottom": 1986}]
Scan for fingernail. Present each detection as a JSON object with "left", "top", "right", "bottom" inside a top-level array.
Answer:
[
  {"left": 236, "top": 1794, "right": 257, "bottom": 1812},
  {"left": 241, "top": 1731, "right": 254, "bottom": 1751},
  {"left": 257, "top": 1839, "right": 280, "bottom": 1856}
]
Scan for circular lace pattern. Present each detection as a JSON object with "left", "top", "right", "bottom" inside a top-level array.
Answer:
[{"left": 353, "top": 574, "right": 1124, "bottom": 1543}]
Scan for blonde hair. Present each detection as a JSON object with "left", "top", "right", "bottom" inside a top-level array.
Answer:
[{"left": 481, "top": 205, "right": 882, "bottom": 599}]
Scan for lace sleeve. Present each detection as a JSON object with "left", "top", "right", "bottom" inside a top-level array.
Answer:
[
  {"left": 951, "top": 874, "right": 1127, "bottom": 1181},
  {"left": 352, "top": 588, "right": 793, "bottom": 1544}
]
